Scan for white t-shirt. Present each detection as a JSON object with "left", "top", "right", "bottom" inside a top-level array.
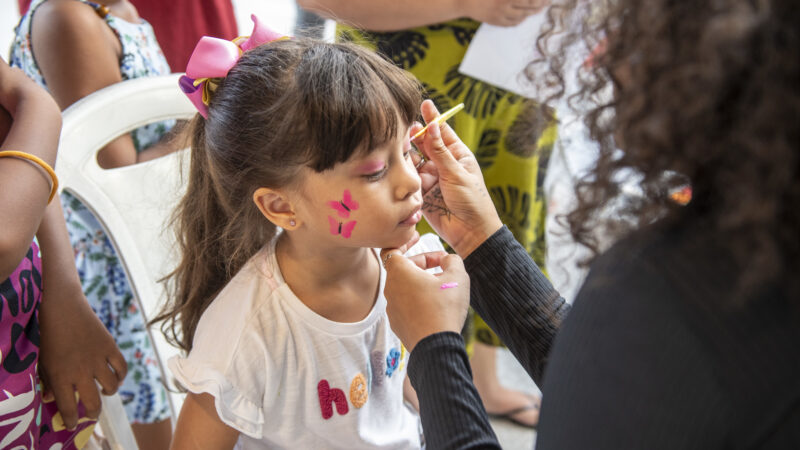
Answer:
[{"left": 169, "top": 236, "right": 428, "bottom": 449}]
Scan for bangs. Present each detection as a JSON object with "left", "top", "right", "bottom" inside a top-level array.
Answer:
[{"left": 295, "top": 42, "right": 422, "bottom": 171}]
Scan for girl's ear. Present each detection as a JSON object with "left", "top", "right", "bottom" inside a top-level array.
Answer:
[{"left": 253, "top": 187, "right": 300, "bottom": 229}]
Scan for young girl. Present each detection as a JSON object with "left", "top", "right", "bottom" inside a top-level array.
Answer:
[
  {"left": 10, "top": 0, "right": 176, "bottom": 446},
  {"left": 156, "top": 21, "right": 445, "bottom": 448}
]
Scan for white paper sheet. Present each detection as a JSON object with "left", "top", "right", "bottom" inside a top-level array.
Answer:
[{"left": 458, "top": 14, "right": 549, "bottom": 99}]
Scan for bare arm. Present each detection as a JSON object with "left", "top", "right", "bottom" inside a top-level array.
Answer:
[
  {"left": 36, "top": 199, "right": 127, "bottom": 429},
  {"left": 32, "top": 0, "right": 176, "bottom": 168},
  {"left": 298, "top": 0, "right": 548, "bottom": 31},
  {"left": 0, "top": 60, "right": 61, "bottom": 280},
  {"left": 171, "top": 393, "right": 240, "bottom": 450}
]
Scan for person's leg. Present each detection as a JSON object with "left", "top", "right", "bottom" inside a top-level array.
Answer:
[
  {"left": 131, "top": 419, "right": 173, "bottom": 450},
  {"left": 471, "top": 340, "right": 540, "bottom": 428},
  {"left": 65, "top": 196, "right": 173, "bottom": 449}
]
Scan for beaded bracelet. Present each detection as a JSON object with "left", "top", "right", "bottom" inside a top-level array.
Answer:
[{"left": 0, "top": 150, "right": 59, "bottom": 203}]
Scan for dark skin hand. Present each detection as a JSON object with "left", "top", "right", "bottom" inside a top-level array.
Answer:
[{"left": 36, "top": 199, "right": 127, "bottom": 429}]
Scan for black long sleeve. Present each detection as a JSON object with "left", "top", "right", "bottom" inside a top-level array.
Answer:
[
  {"left": 409, "top": 225, "right": 800, "bottom": 449},
  {"left": 409, "top": 227, "right": 568, "bottom": 449},
  {"left": 465, "top": 227, "right": 569, "bottom": 385}
]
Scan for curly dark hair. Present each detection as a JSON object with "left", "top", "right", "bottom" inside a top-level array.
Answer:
[{"left": 532, "top": 0, "right": 799, "bottom": 297}]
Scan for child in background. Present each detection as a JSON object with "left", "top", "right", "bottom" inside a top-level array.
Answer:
[
  {"left": 9, "top": 0, "right": 176, "bottom": 447},
  {"left": 155, "top": 18, "right": 460, "bottom": 448},
  {"left": 0, "top": 58, "right": 125, "bottom": 449}
]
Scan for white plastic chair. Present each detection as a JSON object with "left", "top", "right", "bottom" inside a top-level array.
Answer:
[{"left": 56, "top": 74, "right": 196, "bottom": 448}]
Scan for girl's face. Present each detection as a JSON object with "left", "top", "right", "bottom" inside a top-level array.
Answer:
[{"left": 294, "top": 121, "right": 422, "bottom": 250}]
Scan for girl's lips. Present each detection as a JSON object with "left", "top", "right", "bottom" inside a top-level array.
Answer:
[{"left": 399, "top": 207, "right": 422, "bottom": 226}]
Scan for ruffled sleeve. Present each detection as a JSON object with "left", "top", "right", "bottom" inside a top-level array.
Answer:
[
  {"left": 166, "top": 258, "right": 277, "bottom": 439},
  {"left": 168, "top": 356, "right": 264, "bottom": 438}
]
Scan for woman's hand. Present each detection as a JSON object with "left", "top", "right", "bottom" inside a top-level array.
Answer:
[
  {"left": 411, "top": 100, "right": 503, "bottom": 258},
  {"left": 463, "top": 0, "right": 549, "bottom": 27},
  {"left": 380, "top": 249, "right": 470, "bottom": 351}
]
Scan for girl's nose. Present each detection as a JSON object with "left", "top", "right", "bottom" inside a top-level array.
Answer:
[{"left": 394, "top": 155, "right": 422, "bottom": 200}]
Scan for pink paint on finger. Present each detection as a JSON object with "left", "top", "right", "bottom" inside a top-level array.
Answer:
[{"left": 440, "top": 282, "right": 458, "bottom": 290}]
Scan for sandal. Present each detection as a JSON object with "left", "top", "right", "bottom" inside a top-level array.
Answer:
[{"left": 486, "top": 394, "right": 540, "bottom": 429}]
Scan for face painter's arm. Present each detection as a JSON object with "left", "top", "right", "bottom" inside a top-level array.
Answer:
[
  {"left": 298, "top": 0, "right": 550, "bottom": 31},
  {"left": 411, "top": 100, "right": 503, "bottom": 259}
]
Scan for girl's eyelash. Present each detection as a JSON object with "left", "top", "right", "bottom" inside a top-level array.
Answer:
[{"left": 364, "top": 167, "right": 388, "bottom": 181}]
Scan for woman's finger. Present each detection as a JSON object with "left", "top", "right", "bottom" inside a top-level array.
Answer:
[
  {"left": 417, "top": 100, "right": 463, "bottom": 148},
  {"left": 405, "top": 250, "right": 451, "bottom": 271},
  {"left": 380, "top": 248, "right": 403, "bottom": 269},
  {"left": 421, "top": 122, "right": 462, "bottom": 177}
]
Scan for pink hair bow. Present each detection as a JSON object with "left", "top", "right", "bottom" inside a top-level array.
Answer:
[{"left": 179, "top": 14, "right": 287, "bottom": 118}]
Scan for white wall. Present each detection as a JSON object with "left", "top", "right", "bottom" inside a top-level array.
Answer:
[{"left": 1, "top": 0, "right": 20, "bottom": 59}]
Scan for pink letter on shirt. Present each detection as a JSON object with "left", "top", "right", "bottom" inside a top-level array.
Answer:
[{"left": 318, "top": 379, "right": 349, "bottom": 419}]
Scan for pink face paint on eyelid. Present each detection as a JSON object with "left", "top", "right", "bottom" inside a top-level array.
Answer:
[
  {"left": 327, "top": 189, "right": 359, "bottom": 218},
  {"left": 355, "top": 161, "right": 385, "bottom": 174}
]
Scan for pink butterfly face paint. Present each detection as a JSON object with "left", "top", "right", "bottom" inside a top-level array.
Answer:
[
  {"left": 327, "top": 190, "right": 359, "bottom": 238},
  {"left": 327, "top": 189, "right": 359, "bottom": 218},
  {"left": 440, "top": 282, "right": 459, "bottom": 290},
  {"left": 328, "top": 216, "right": 356, "bottom": 238}
]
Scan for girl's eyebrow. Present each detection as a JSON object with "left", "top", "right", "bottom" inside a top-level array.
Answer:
[{"left": 354, "top": 160, "right": 386, "bottom": 173}]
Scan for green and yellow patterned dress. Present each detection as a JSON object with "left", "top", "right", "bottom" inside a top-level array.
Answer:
[{"left": 339, "top": 19, "right": 556, "bottom": 349}]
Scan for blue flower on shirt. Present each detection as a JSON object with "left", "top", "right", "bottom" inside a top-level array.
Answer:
[{"left": 386, "top": 348, "right": 400, "bottom": 377}]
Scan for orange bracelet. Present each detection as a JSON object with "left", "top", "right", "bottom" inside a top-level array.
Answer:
[{"left": 0, "top": 150, "right": 59, "bottom": 203}]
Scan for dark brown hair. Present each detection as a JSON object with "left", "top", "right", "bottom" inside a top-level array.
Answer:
[
  {"left": 534, "top": 0, "right": 799, "bottom": 295},
  {"left": 153, "top": 39, "right": 421, "bottom": 352}
]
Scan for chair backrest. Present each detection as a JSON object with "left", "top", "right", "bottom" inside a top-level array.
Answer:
[{"left": 57, "top": 74, "right": 196, "bottom": 432}]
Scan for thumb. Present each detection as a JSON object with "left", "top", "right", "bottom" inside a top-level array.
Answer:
[
  {"left": 421, "top": 122, "right": 462, "bottom": 178},
  {"left": 438, "top": 253, "right": 466, "bottom": 276},
  {"left": 381, "top": 250, "right": 428, "bottom": 285}
]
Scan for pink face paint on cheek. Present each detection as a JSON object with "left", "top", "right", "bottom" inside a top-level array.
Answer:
[
  {"left": 327, "top": 189, "right": 360, "bottom": 218},
  {"left": 440, "top": 282, "right": 459, "bottom": 290},
  {"left": 341, "top": 221, "right": 356, "bottom": 238},
  {"left": 328, "top": 215, "right": 357, "bottom": 238}
]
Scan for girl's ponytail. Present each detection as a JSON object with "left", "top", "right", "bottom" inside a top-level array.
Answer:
[{"left": 154, "top": 116, "right": 273, "bottom": 353}]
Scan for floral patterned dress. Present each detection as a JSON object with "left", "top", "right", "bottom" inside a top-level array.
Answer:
[
  {"left": 340, "top": 21, "right": 557, "bottom": 349},
  {"left": 10, "top": 0, "right": 173, "bottom": 424}
]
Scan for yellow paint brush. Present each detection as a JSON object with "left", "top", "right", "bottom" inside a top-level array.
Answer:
[{"left": 411, "top": 103, "right": 465, "bottom": 140}]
